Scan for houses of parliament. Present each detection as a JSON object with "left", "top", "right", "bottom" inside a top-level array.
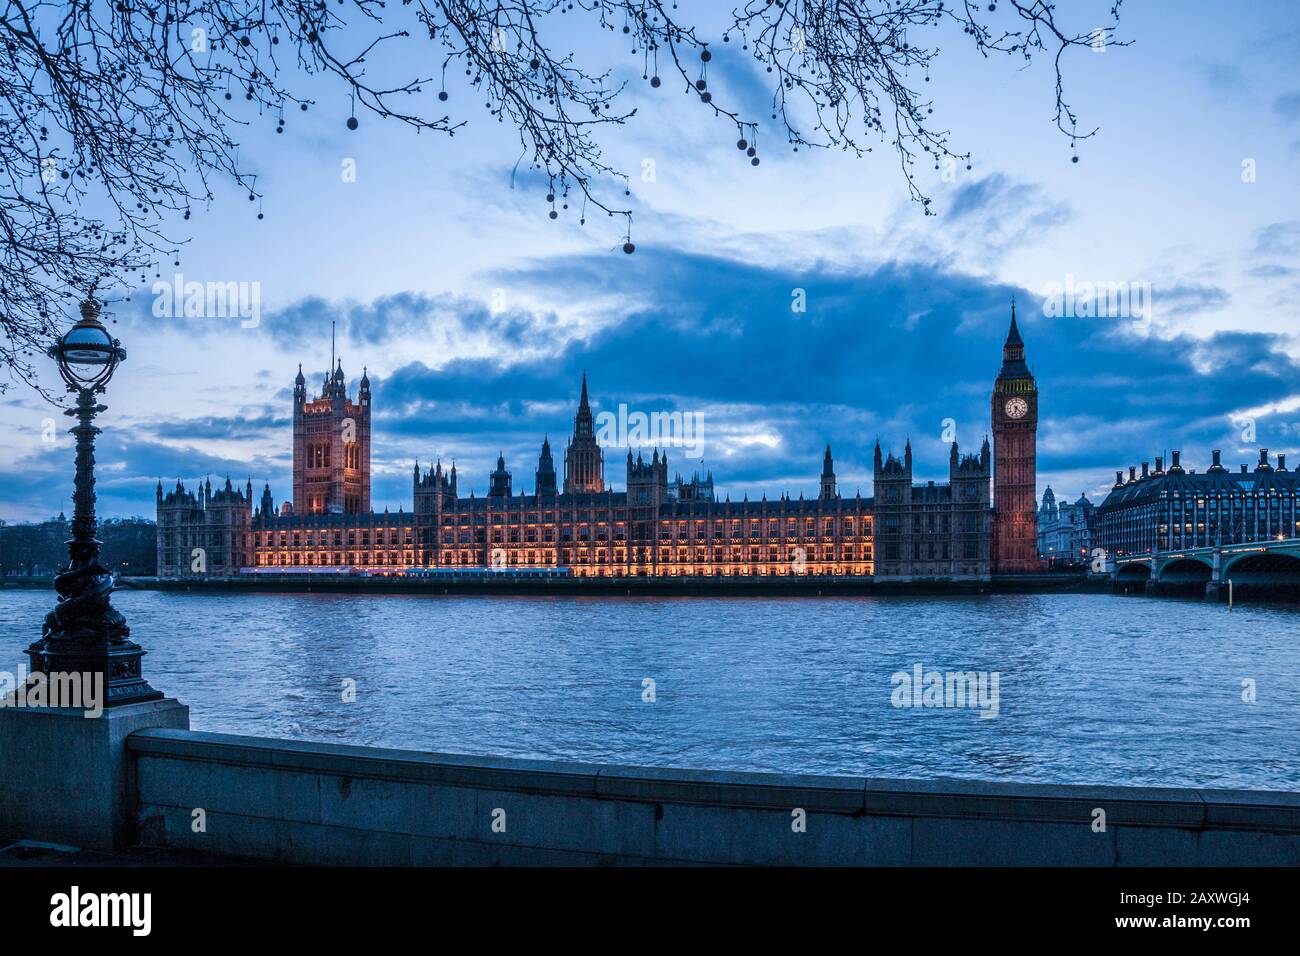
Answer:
[{"left": 156, "top": 309, "right": 1040, "bottom": 580}]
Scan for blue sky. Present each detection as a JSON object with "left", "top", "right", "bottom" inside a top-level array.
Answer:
[{"left": 2, "top": 0, "right": 1299, "bottom": 520}]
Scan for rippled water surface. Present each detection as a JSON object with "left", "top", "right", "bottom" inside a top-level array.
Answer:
[{"left": 2, "top": 589, "right": 1296, "bottom": 790}]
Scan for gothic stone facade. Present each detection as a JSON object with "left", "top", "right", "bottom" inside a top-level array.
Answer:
[
  {"left": 991, "top": 305, "right": 1040, "bottom": 571},
  {"left": 1037, "top": 487, "right": 1095, "bottom": 567},
  {"left": 293, "top": 361, "right": 371, "bottom": 515},
  {"left": 872, "top": 438, "right": 992, "bottom": 579},
  {"left": 156, "top": 477, "right": 254, "bottom": 576},
  {"left": 156, "top": 314, "right": 1040, "bottom": 579}
]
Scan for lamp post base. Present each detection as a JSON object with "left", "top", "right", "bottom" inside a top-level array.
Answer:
[
  {"left": 25, "top": 638, "right": 164, "bottom": 707},
  {"left": 34, "top": 550, "right": 163, "bottom": 706}
]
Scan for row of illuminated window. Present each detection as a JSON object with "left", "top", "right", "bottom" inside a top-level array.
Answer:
[
  {"left": 257, "top": 552, "right": 412, "bottom": 567},
  {"left": 242, "top": 521, "right": 888, "bottom": 550},
  {"left": 254, "top": 545, "right": 872, "bottom": 566},
  {"left": 570, "top": 565, "right": 874, "bottom": 577},
  {"left": 1159, "top": 491, "right": 1300, "bottom": 499}
]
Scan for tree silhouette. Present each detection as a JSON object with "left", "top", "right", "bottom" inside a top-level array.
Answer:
[{"left": 0, "top": 0, "right": 1125, "bottom": 392}]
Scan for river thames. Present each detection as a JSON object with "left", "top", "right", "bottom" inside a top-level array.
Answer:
[{"left": 2, "top": 590, "right": 1296, "bottom": 790}]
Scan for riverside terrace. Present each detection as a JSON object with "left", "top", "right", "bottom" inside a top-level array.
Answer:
[{"left": 2, "top": 717, "right": 1299, "bottom": 866}]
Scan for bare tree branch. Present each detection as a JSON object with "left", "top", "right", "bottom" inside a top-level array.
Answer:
[{"left": 0, "top": 0, "right": 1125, "bottom": 395}]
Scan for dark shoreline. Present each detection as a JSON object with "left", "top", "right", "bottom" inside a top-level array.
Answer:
[
  {"left": 7, "top": 572, "right": 1294, "bottom": 603},
  {"left": 4, "top": 571, "right": 1105, "bottom": 597}
]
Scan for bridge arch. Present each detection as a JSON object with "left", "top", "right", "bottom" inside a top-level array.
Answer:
[
  {"left": 1223, "top": 552, "right": 1300, "bottom": 602},
  {"left": 1114, "top": 562, "right": 1151, "bottom": 594},
  {"left": 1157, "top": 557, "right": 1213, "bottom": 584},
  {"left": 1116, "top": 563, "right": 1152, "bottom": 580}
]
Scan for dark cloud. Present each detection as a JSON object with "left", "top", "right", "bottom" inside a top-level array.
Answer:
[
  {"left": 5, "top": 246, "right": 1299, "bottom": 519},
  {"left": 261, "top": 292, "right": 554, "bottom": 354},
  {"left": 147, "top": 412, "right": 290, "bottom": 442},
  {"left": 1274, "top": 92, "right": 1300, "bottom": 121},
  {"left": 1157, "top": 283, "right": 1230, "bottom": 317},
  {"left": 931, "top": 174, "right": 1071, "bottom": 265},
  {"left": 0, "top": 433, "right": 282, "bottom": 523},
  {"left": 1245, "top": 263, "right": 1297, "bottom": 279},
  {"left": 947, "top": 173, "right": 1030, "bottom": 221},
  {"left": 102, "top": 288, "right": 559, "bottom": 364},
  {"left": 704, "top": 47, "right": 780, "bottom": 134},
  {"left": 358, "top": 248, "right": 1300, "bottom": 499},
  {"left": 1188, "top": 58, "right": 1247, "bottom": 93}
]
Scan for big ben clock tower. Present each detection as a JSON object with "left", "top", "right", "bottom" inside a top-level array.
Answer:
[{"left": 991, "top": 301, "right": 1040, "bottom": 572}]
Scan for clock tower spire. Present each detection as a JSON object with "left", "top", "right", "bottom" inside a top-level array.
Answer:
[{"left": 991, "top": 299, "right": 1040, "bottom": 572}]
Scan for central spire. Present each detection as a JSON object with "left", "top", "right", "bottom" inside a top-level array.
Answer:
[
  {"left": 563, "top": 372, "right": 604, "bottom": 493},
  {"left": 820, "top": 444, "right": 836, "bottom": 499},
  {"left": 1005, "top": 297, "right": 1023, "bottom": 349},
  {"left": 997, "top": 299, "right": 1031, "bottom": 383}
]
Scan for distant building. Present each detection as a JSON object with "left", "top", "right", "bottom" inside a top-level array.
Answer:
[
  {"left": 1037, "top": 487, "right": 1094, "bottom": 567},
  {"left": 1096, "top": 449, "right": 1300, "bottom": 556}
]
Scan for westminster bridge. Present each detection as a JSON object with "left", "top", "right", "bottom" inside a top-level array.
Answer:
[{"left": 1112, "top": 536, "right": 1300, "bottom": 599}]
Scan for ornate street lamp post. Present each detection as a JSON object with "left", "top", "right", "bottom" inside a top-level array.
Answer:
[{"left": 26, "top": 298, "right": 162, "bottom": 706}]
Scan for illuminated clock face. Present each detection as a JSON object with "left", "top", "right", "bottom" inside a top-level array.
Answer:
[{"left": 1004, "top": 397, "right": 1029, "bottom": 419}]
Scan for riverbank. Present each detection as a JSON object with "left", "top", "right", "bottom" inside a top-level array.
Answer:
[
  {"left": 30, "top": 571, "right": 1107, "bottom": 596},
  {"left": 11, "top": 572, "right": 1290, "bottom": 602}
]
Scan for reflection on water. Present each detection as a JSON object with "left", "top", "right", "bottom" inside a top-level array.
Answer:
[{"left": 1, "top": 589, "right": 1296, "bottom": 790}]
